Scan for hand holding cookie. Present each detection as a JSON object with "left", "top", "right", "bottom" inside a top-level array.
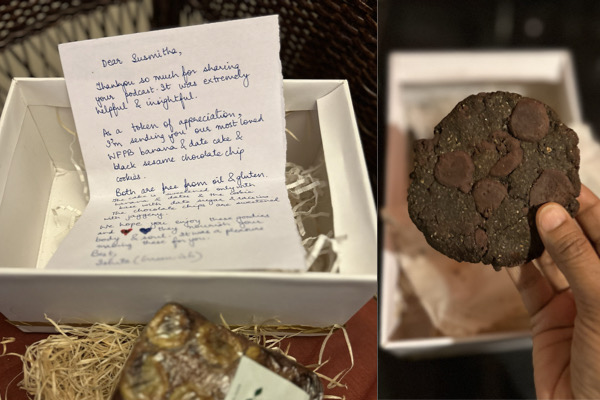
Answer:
[{"left": 508, "top": 184, "right": 600, "bottom": 399}]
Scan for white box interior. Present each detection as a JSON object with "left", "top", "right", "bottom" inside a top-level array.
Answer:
[
  {"left": 382, "top": 51, "right": 595, "bottom": 356},
  {"left": 0, "top": 78, "right": 376, "bottom": 332},
  {"left": 388, "top": 51, "right": 582, "bottom": 138}
]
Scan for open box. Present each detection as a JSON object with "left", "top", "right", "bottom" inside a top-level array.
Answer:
[
  {"left": 381, "top": 51, "right": 600, "bottom": 356},
  {"left": 0, "top": 78, "right": 376, "bottom": 333}
]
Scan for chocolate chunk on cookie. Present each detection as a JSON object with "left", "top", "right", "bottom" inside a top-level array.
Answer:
[
  {"left": 408, "top": 91, "right": 580, "bottom": 268},
  {"left": 473, "top": 178, "right": 507, "bottom": 218},
  {"left": 434, "top": 150, "right": 474, "bottom": 193},
  {"left": 530, "top": 169, "right": 576, "bottom": 207},
  {"left": 489, "top": 131, "right": 523, "bottom": 177},
  {"left": 509, "top": 98, "right": 550, "bottom": 142}
]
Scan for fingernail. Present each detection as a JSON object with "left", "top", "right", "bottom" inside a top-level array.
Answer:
[{"left": 539, "top": 204, "right": 567, "bottom": 232}]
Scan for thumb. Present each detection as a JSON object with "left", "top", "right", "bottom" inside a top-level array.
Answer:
[{"left": 537, "top": 202, "right": 600, "bottom": 313}]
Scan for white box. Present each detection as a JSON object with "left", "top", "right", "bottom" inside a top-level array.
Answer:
[
  {"left": 0, "top": 78, "right": 376, "bottom": 332},
  {"left": 381, "top": 51, "right": 600, "bottom": 356}
]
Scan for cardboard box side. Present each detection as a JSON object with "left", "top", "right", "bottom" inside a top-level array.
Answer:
[
  {"left": 30, "top": 105, "right": 84, "bottom": 172},
  {"left": 36, "top": 170, "right": 90, "bottom": 268},
  {"left": 0, "top": 271, "right": 374, "bottom": 330},
  {"left": 379, "top": 250, "right": 400, "bottom": 347},
  {"left": 283, "top": 79, "right": 345, "bottom": 111},
  {"left": 14, "top": 77, "right": 72, "bottom": 107},
  {"left": 317, "top": 83, "right": 377, "bottom": 276},
  {"left": 0, "top": 80, "right": 27, "bottom": 204},
  {"left": 387, "top": 50, "right": 582, "bottom": 130},
  {"left": 559, "top": 53, "right": 583, "bottom": 123},
  {"left": 383, "top": 332, "right": 532, "bottom": 358},
  {"left": 390, "top": 51, "right": 565, "bottom": 82},
  {"left": 285, "top": 110, "right": 322, "bottom": 167},
  {"left": 0, "top": 107, "right": 55, "bottom": 268}
]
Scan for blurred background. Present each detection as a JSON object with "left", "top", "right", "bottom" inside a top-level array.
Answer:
[
  {"left": 379, "top": 0, "right": 600, "bottom": 398},
  {"left": 379, "top": 0, "right": 600, "bottom": 142}
]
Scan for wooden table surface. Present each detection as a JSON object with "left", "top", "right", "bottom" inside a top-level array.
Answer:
[{"left": 0, "top": 297, "right": 376, "bottom": 400}]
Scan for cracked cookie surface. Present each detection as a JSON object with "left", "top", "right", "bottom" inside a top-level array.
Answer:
[{"left": 407, "top": 91, "right": 581, "bottom": 268}]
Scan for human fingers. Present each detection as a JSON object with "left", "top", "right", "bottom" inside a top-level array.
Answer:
[
  {"left": 575, "top": 184, "right": 600, "bottom": 254},
  {"left": 534, "top": 251, "right": 570, "bottom": 293},
  {"left": 506, "top": 261, "right": 554, "bottom": 317},
  {"left": 537, "top": 202, "right": 600, "bottom": 314}
]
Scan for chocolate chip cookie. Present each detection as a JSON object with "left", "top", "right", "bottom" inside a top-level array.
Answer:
[{"left": 408, "top": 91, "right": 580, "bottom": 268}]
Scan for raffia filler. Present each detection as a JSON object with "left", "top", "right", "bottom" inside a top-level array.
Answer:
[{"left": 1, "top": 316, "right": 353, "bottom": 400}]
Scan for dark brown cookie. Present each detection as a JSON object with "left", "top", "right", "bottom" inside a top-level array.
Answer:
[{"left": 408, "top": 91, "right": 580, "bottom": 268}]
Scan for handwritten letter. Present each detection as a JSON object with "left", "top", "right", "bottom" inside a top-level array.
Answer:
[{"left": 49, "top": 16, "right": 306, "bottom": 271}]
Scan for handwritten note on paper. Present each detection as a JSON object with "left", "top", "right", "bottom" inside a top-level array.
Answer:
[{"left": 47, "top": 16, "right": 306, "bottom": 271}]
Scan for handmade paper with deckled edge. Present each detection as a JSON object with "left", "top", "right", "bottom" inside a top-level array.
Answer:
[
  {"left": 224, "top": 356, "right": 309, "bottom": 400},
  {"left": 47, "top": 15, "right": 306, "bottom": 271}
]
